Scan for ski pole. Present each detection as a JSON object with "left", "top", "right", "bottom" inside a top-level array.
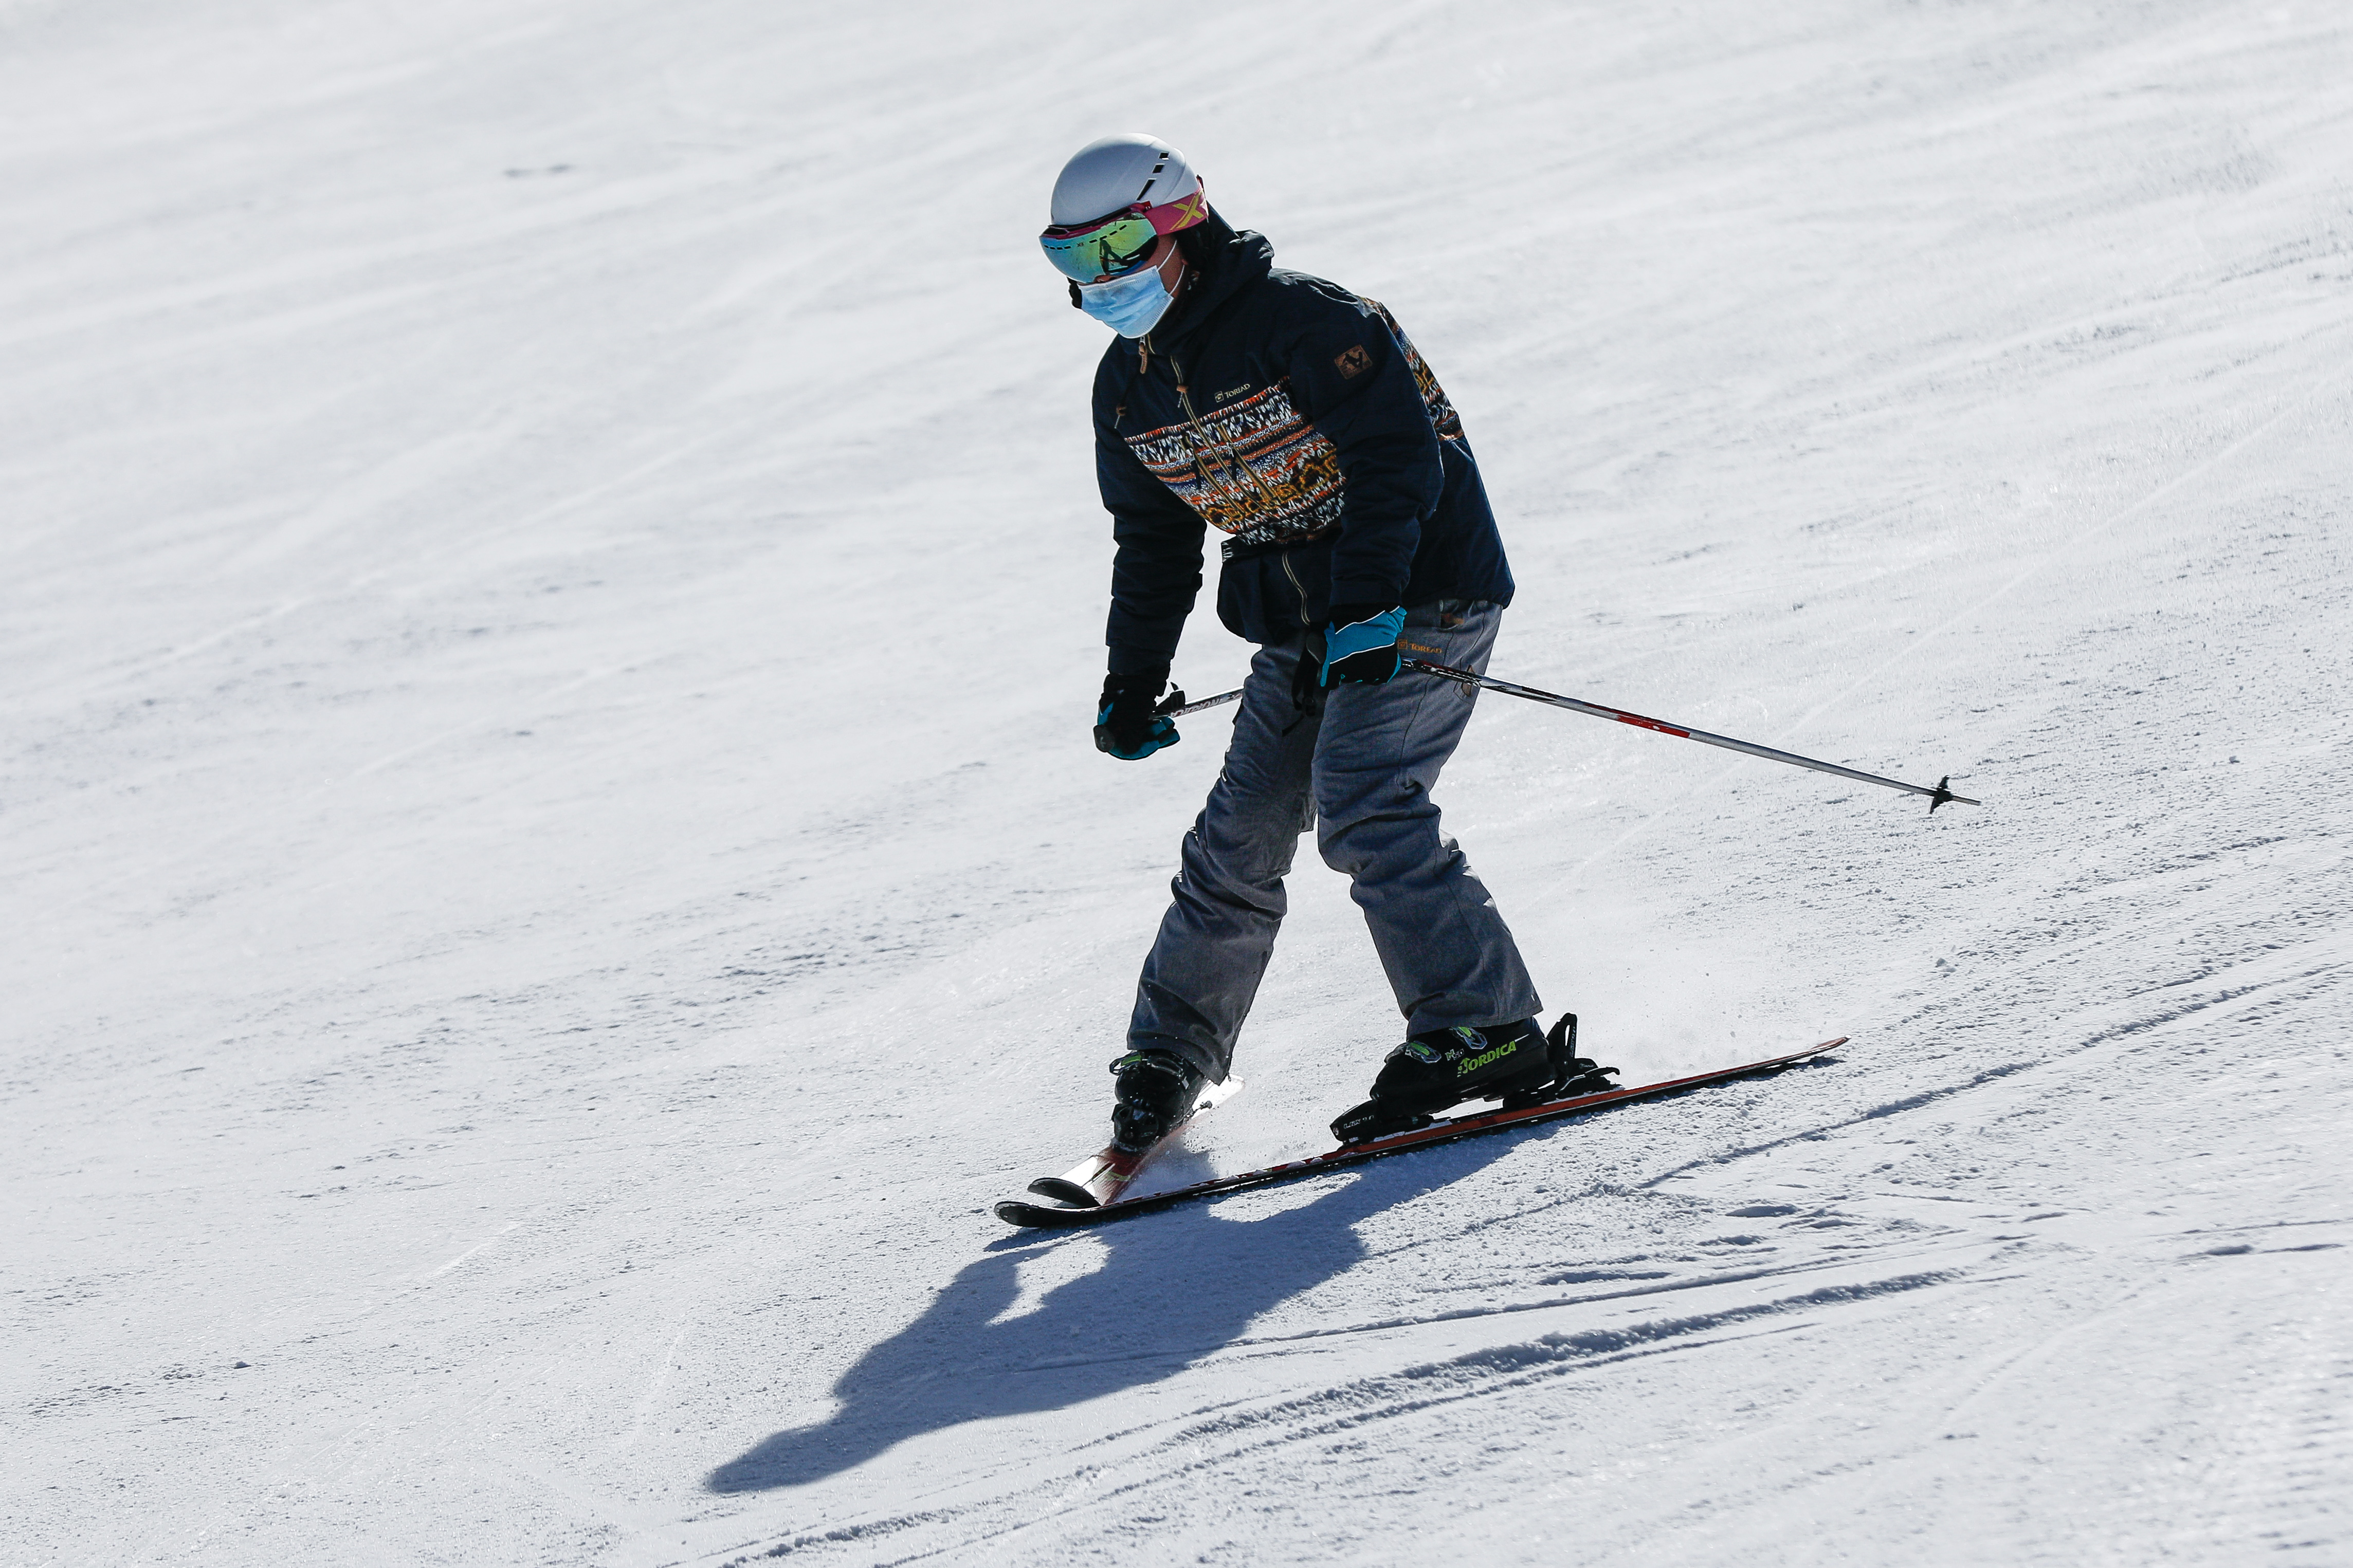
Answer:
[{"left": 1154, "top": 662, "right": 1979, "bottom": 811}]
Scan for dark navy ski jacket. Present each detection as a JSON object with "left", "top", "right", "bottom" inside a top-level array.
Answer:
[{"left": 1093, "top": 214, "right": 1514, "bottom": 677}]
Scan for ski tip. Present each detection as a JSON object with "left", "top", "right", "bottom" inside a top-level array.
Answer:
[
  {"left": 995, "top": 1200, "right": 1107, "bottom": 1230},
  {"left": 1025, "top": 1176, "right": 1101, "bottom": 1208},
  {"left": 1756, "top": 1038, "right": 1847, "bottom": 1073}
]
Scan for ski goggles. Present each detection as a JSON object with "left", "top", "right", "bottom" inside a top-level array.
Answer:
[{"left": 1038, "top": 186, "right": 1209, "bottom": 284}]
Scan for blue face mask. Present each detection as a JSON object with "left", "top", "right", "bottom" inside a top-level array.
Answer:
[{"left": 1077, "top": 261, "right": 1178, "bottom": 338}]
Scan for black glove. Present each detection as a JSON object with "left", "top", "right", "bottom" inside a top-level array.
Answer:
[
  {"left": 1321, "top": 604, "right": 1407, "bottom": 686},
  {"left": 1095, "top": 670, "right": 1182, "bottom": 760}
]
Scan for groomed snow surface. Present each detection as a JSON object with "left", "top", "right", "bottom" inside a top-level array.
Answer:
[{"left": 6, "top": 1, "right": 2350, "bottom": 1562}]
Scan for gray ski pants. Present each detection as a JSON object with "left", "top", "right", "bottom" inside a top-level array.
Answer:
[{"left": 1128, "top": 599, "right": 1541, "bottom": 1082}]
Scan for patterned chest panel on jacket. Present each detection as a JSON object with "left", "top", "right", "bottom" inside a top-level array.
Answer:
[
  {"left": 1126, "top": 379, "right": 1343, "bottom": 548},
  {"left": 1121, "top": 297, "right": 1463, "bottom": 548}
]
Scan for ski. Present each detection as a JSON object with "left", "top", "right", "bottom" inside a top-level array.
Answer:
[
  {"left": 1019, "top": 1075, "right": 1245, "bottom": 1209},
  {"left": 995, "top": 1038, "right": 1847, "bottom": 1229}
]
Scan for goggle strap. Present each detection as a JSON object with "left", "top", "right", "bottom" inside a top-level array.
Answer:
[{"left": 1043, "top": 183, "right": 1207, "bottom": 242}]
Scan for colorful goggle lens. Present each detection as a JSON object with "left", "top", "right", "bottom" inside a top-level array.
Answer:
[
  {"left": 1038, "top": 187, "right": 1208, "bottom": 284},
  {"left": 1040, "top": 213, "right": 1162, "bottom": 283}
]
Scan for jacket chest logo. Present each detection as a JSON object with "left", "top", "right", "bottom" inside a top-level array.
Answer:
[{"left": 1214, "top": 382, "right": 1253, "bottom": 402}]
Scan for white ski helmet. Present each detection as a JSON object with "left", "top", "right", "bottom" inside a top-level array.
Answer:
[{"left": 1049, "top": 133, "right": 1204, "bottom": 227}]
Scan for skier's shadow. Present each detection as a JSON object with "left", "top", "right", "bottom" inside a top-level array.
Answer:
[{"left": 706, "top": 1136, "right": 1517, "bottom": 1493}]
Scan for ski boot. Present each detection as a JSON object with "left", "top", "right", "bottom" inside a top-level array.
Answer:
[
  {"left": 1329, "top": 1013, "right": 1617, "bottom": 1143},
  {"left": 1329, "top": 1018, "right": 1551, "bottom": 1143},
  {"left": 1109, "top": 1049, "right": 1207, "bottom": 1153}
]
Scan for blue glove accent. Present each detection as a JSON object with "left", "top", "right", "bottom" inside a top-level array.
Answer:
[
  {"left": 1097, "top": 703, "right": 1180, "bottom": 760},
  {"left": 1320, "top": 606, "right": 1407, "bottom": 687},
  {"left": 1095, "top": 694, "right": 1181, "bottom": 760}
]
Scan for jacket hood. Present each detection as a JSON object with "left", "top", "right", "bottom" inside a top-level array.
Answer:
[{"left": 1148, "top": 208, "right": 1273, "bottom": 350}]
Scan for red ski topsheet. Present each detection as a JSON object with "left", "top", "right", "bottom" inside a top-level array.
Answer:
[{"left": 995, "top": 1038, "right": 1847, "bottom": 1229}]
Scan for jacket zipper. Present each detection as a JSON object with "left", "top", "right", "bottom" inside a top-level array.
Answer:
[
  {"left": 1171, "top": 352, "right": 1286, "bottom": 516},
  {"left": 1163, "top": 350, "right": 1314, "bottom": 631}
]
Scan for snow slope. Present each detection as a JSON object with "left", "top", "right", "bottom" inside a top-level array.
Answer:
[{"left": 5, "top": 0, "right": 2350, "bottom": 1562}]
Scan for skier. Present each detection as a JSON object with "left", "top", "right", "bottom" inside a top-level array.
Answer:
[{"left": 1041, "top": 133, "right": 1603, "bottom": 1152}]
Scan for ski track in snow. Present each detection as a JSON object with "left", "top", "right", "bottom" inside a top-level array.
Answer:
[{"left": 4, "top": 0, "right": 2351, "bottom": 1564}]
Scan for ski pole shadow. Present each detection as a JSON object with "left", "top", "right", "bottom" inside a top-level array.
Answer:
[{"left": 706, "top": 1134, "right": 1520, "bottom": 1493}]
